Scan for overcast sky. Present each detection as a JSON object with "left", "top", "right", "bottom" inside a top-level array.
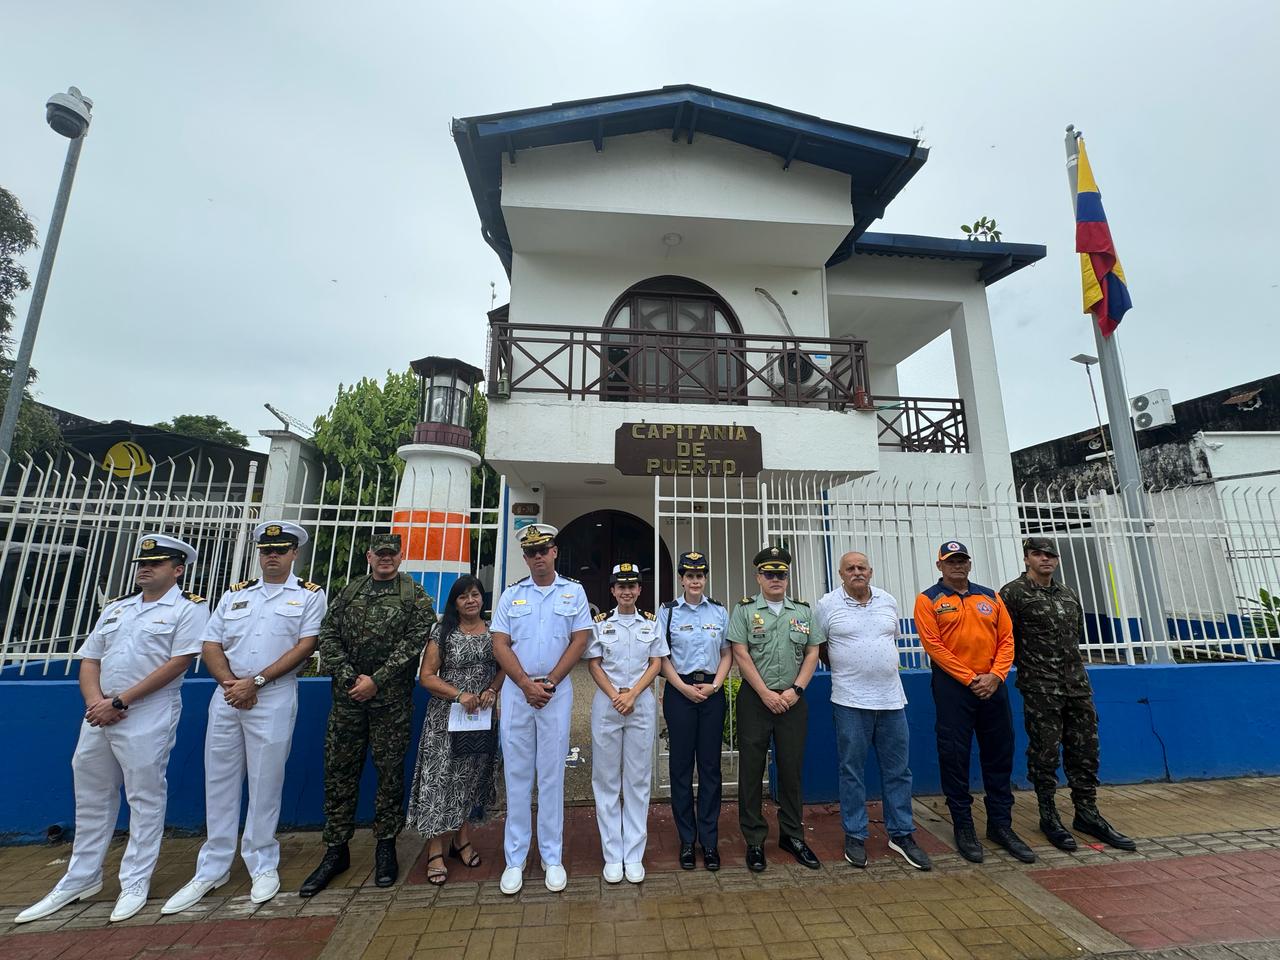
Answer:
[{"left": 3, "top": 1, "right": 1277, "bottom": 454}]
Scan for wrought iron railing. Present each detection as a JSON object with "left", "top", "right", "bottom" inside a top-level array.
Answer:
[
  {"left": 873, "top": 396, "right": 968, "bottom": 453},
  {"left": 487, "top": 320, "right": 872, "bottom": 409}
]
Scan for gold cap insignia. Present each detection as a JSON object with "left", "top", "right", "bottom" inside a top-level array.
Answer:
[{"left": 141, "top": 538, "right": 156, "bottom": 551}]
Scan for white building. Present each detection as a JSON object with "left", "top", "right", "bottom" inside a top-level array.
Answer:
[{"left": 453, "top": 86, "right": 1045, "bottom": 610}]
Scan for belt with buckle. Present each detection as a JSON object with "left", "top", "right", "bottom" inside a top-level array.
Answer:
[{"left": 680, "top": 671, "right": 715, "bottom": 684}]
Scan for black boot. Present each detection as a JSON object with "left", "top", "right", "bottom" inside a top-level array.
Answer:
[
  {"left": 1073, "top": 807, "right": 1137, "bottom": 851},
  {"left": 299, "top": 843, "right": 350, "bottom": 897},
  {"left": 1037, "top": 793, "right": 1078, "bottom": 852},
  {"left": 375, "top": 838, "right": 399, "bottom": 887}
]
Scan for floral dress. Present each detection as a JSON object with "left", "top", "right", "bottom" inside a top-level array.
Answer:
[{"left": 407, "top": 622, "right": 502, "bottom": 836}]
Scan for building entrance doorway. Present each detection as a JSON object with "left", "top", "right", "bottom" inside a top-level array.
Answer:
[{"left": 556, "top": 509, "right": 673, "bottom": 615}]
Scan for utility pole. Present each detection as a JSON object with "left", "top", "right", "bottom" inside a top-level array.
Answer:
[{"left": 1064, "top": 126, "right": 1171, "bottom": 663}]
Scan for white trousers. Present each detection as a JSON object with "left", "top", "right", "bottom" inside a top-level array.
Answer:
[
  {"left": 591, "top": 688, "right": 656, "bottom": 865},
  {"left": 194, "top": 681, "right": 299, "bottom": 881},
  {"left": 500, "top": 676, "right": 573, "bottom": 867},
  {"left": 61, "top": 694, "right": 182, "bottom": 892}
]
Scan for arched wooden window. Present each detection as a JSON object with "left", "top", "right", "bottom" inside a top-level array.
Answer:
[{"left": 601, "top": 277, "right": 743, "bottom": 403}]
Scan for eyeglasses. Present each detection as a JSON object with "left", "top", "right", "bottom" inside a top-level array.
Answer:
[
  {"left": 761, "top": 571, "right": 788, "bottom": 581},
  {"left": 259, "top": 546, "right": 292, "bottom": 556},
  {"left": 523, "top": 547, "right": 551, "bottom": 558}
]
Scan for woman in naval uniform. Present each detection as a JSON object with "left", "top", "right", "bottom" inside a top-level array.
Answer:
[{"left": 586, "top": 562, "right": 669, "bottom": 884}]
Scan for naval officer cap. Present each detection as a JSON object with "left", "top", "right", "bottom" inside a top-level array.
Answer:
[
  {"left": 518, "top": 523, "right": 558, "bottom": 551},
  {"left": 1023, "top": 536, "right": 1058, "bottom": 557},
  {"left": 753, "top": 545, "right": 791, "bottom": 572},
  {"left": 130, "top": 533, "right": 197, "bottom": 566},
  {"left": 677, "top": 551, "right": 709, "bottom": 574},
  {"left": 368, "top": 533, "right": 402, "bottom": 554},
  {"left": 610, "top": 562, "right": 641, "bottom": 585},
  {"left": 254, "top": 520, "right": 308, "bottom": 549},
  {"left": 938, "top": 540, "right": 971, "bottom": 561}
]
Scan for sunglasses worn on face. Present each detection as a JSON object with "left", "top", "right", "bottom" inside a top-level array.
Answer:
[
  {"left": 524, "top": 547, "right": 551, "bottom": 558},
  {"left": 761, "top": 571, "right": 788, "bottom": 581},
  {"left": 260, "top": 546, "right": 291, "bottom": 556},
  {"left": 373, "top": 550, "right": 398, "bottom": 558}
]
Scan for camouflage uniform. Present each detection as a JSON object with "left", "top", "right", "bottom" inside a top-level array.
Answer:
[
  {"left": 999, "top": 572, "right": 1100, "bottom": 808},
  {"left": 317, "top": 570, "right": 436, "bottom": 844}
]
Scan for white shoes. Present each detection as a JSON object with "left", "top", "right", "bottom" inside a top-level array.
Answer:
[
  {"left": 250, "top": 870, "right": 280, "bottom": 904},
  {"left": 14, "top": 880, "right": 102, "bottom": 924},
  {"left": 541, "top": 860, "right": 567, "bottom": 892},
  {"left": 602, "top": 862, "right": 624, "bottom": 884},
  {"left": 499, "top": 864, "right": 524, "bottom": 895},
  {"left": 109, "top": 883, "right": 149, "bottom": 922},
  {"left": 161, "top": 873, "right": 230, "bottom": 915},
  {"left": 624, "top": 862, "right": 645, "bottom": 884}
]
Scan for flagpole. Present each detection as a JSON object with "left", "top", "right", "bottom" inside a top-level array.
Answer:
[{"left": 1064, "top": 126, "right": 1172, "bottom": 664}]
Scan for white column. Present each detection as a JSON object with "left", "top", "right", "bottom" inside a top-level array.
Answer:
[{"left": 949, "top": 298, "right": 1015, "bottom": 491}]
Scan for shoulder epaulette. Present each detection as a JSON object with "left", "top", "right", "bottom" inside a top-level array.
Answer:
[
  {"left": 296, "top": 577, "right": 323, "bottom": 592},
  {"left": 230, "top": 578, "right": 259, "bottom": 592},
  {"left": 594, "top": 611, "right": 609, "bottom": 622},
  {"left": 793, "top": 598, "right": 810, "bottom": 606},
  {"left": 107, "top": 589, "right": 141, "bottom": 605},
  {"left": 739, "top": 596, "right": 753, "bottom": 605},
  {"left": 706, "top": 597, "right": 724, "bottom": 607},
  {"left": 561, "top": 575, "right": 581, "bottom": 584},
  {"left": 506, "top": 575, "right": 530, "bottom": 588},
  {"left": 643, "top": 610, "right": 656, "bottom": 621},
  {"left": 182, "top": 590, "right": 207, "bottom": 604},
  {"left": 663, "top": 599, "right": 678, "bottom": 609}
]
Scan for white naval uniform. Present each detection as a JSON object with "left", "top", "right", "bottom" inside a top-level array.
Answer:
[
  {"left": 61, "top": 584, "right": 209, "bottom": 893},
  {"left": 490, "top": 574, "right": 592, "bottom": 867},
  {"left": 193, "top": 576, "right": 327, "bottom": 882},
  {"left": 587, "top": 609, "right": 670, "bottom": 866}
]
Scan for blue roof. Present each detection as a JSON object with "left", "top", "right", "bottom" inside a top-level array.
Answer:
[
  {"left": 452, "top": 85, "right": 929, "bottom": 275},
  {"left": 846, "top": 232, "right": 1047, "bottom": 285}
]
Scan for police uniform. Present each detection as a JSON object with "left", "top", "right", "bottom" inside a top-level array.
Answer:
[
  {"left": 726, "top": 546, "right": 823, "bottom": 866},
  {"left": 656, "top": 551, "right": 728, "bottom": 862},
  {"left": 1000, "top": 537, "right": 1136, "bottom": 851},
  {"left": 490, "top": 524, "right": 592, "bottom": 878},
  {"left": 168, "top": 522, "right": 326, "bottom": 912},
  {"left": 588, "top": 563, "right": 669, "bottom": 879},
  {"left": 17, "top": 534, "right": 208, "bottom": 925}
]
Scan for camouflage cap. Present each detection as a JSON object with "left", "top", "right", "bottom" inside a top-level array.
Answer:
[
  {"left": 1023, "top": 536, "right": 1058, "bottom": 557},
  {"left": 369, "top": 533, "right": 402, "bottom": 553}
]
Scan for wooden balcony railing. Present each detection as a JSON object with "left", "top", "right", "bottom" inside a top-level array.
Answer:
[
  {"left": 487, "top": 321, "right": 872, "bottom": 409},
  {"left": 873, "top": 396, "right": 969, "bottom": 453}
]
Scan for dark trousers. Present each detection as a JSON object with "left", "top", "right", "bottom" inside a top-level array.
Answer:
[
  {"left": 663, "top": 684, "right": 726, "bottom": 848},
  {"left": 322, "top": 693, "right": 412, "bottom": 845},
  {"left": 931, "top": 668, "right": 1014, "bottom": 828},
  {"left": 736, "top": 684, "right": 807, "bottom": 846},
  {"left": 1023, "top": 692, "right": 1100, "bottom": 808}
]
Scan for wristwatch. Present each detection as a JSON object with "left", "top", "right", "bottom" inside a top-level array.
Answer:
[
  {"left": 111, "top": 696, "right": 128, "bottom": 711},
  {"left": 253, "top": 674, "right": 267, "bottom": 688},
  {"left": 790, "top": 684, "right": 805, "bottom": 697}
]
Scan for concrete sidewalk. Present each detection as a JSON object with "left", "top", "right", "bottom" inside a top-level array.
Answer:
[{"left": 3, "top": 778, "right": 1280, "bottom": 959}]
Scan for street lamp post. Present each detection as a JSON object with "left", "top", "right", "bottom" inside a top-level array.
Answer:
[
  {"left": 1071, "top": 353, "right": 1118, "bottom": 488},
  {"left": 0, "top": 87, "right": 94, "bottom": 465}
]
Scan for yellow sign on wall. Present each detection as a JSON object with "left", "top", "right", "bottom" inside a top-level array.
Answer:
[{"left": 101, "top": 441, "right": 153, "bottom": 478}]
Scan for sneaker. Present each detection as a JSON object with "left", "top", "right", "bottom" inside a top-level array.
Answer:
[
  {"left": 888, "top": 834, "right": 932, "bottom": 871},
  {"left": 843, "top": 836, "right": 867, "bottom": 868},
  {"left": 602, "top": 862, "right": 624, "bottom": 884},
  {"left": 499, "top": 864, "right": 524, "bottom": 895}
]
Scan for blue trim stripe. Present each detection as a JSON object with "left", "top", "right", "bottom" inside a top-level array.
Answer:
[
  {"left": 409, "top": 570, "right": 461, "bottom": 610},
  {"left": 1075, "top": 190, "right": 1107, "bottom": 223}
]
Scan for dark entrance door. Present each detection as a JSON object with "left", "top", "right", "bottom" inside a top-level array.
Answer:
[{"left": 556, "top": 509, "right": 673, "bottom": 615}]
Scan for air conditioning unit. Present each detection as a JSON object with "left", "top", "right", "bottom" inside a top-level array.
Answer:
[
  {"left": 764, "top": 349, "right": 832, "bottom": 398},
  {"left": 1130, "top": 388, "right": 1174, "bottom": 431}
]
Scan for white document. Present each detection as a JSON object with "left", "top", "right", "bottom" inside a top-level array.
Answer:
[{"left": 448, "top": 703, "right": 493, "bottom": 732}]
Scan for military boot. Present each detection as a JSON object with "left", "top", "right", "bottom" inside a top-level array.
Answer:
[
  {"left": 1037, "top": 792, "right": 1077, "bottom": 852},
  {"left": 1073, "top": 806, "right": 1137, "bottom": 851},
  {"left": 299, "top": 843, "right": 350, "bottom": 897},
  {"left": 375, "top": 838, "right": 399, "bottom": 887}
]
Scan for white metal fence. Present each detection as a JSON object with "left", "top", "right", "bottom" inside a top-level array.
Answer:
[
  {"left": 0, "top": 452, "right": 505, "bottom": 675},
  {"left": 655, "top": 473, "right": 1280, "bottom": 667}
]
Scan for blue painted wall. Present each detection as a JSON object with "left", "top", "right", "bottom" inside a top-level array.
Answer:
[{"left": 4, "top": 661, "right": 1279, "bottom": 843}]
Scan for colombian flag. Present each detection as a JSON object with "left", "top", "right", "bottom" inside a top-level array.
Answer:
[{"left": 1075, "top": 138, "right": 1132, "bottom": 337}]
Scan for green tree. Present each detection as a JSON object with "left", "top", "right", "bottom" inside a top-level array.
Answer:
[
  {"left": 0, "top": 186, "right": 62, "bottom": 462},
  {"left": 152, "top": 413, "right": 249, "bottom": 447}
]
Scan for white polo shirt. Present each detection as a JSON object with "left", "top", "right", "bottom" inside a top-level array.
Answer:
[
  {"left": 77, "top": 583, "right": 209, "bottom": 699},
  {"left": 814, "top": 584, "right": 907, "bottom": 710},
  {"left": 202, "top": 576, "right": 328, "bottom": 680}
]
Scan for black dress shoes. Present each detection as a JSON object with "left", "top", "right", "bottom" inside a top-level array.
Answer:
[
  {"left": 679, "top": 842, "right": 696, "bottom": 870},
  {"left": 953, "top": 824, "right": 984, "bottom": 863},
  {"left": 779, "top": 835, "right": 821, "bottom": 870},
  {"left": 701, "top": 847, "right": 721, "bottom": 872},
  {"left": 299, "top": 843, "right": 350, "bottom": 897},
  {"left": 987, "top": 824, "right": 1037, "bottom": 863},
  {"left": 375, "top": 838, "right": 399, "bottom": 887},
  {"left": 746, "top": 845, "right": 766, "bottom": 872},
  {"left": 1073, "top": 808, "right": 1138, "bottom": 851}
]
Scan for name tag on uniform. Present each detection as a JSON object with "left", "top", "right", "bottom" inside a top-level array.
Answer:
[
  {"left": 102, "top": 617, "right": 119, "bottom": 627},
  {"left": 231, "top": 601, "right": 250, "bottom": 611},
  {"left": 512, "top": 599, "right": 527, "bottom": 605},
  {"left": 602, "top": 626, "right": 616, "bottom": 635},
  {"left": 679, "top": 623, "right": 694, "bottom": 631}
]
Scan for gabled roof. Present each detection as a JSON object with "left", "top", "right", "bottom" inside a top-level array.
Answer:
[
  {"left": 452, "top": 85, "right": 929, "bottom": 275},
  {"left": 845, "top": 232, "right": 1047, "bottom": 285}
]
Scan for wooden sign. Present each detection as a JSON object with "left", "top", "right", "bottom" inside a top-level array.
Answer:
[{"left": 615, "top": 423, "right": 763, "bottom": 477}]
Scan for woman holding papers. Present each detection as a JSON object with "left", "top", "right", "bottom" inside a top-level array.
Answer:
[{"left": 408, "top": 575, "right": 503, "bottom": 885}]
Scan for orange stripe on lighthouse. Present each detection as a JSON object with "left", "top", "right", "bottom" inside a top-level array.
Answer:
[{"left": 392, "top": 510, "right": 470, "bottom": 563}]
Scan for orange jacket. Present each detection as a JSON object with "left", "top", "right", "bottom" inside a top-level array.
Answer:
[{"left": 914, "top": 580, "right": 1015, "bottom": 685}]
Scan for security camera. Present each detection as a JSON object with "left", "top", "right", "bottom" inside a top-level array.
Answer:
[
  {"left": 530, "top": 485, "right": 541, "bottom": 494},
  {"left": 46, "top": 87, "right": 92, "bottom": 139}
]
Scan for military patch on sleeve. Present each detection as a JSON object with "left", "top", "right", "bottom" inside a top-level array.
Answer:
[
  {"left": 594, "top": 611, "right": 609, "bottom": 622},
  {"left": 182, "top": 591, "right": 207, "bottom": 604},
  {"left": 230, "top": 579, "right": 259, "bottom": 592},
  {"left": 643, "top": 610, "right": 656, "bottom": 621},
  {"left": 296, "top": 578, "right": 323, "bottom": 592}
]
